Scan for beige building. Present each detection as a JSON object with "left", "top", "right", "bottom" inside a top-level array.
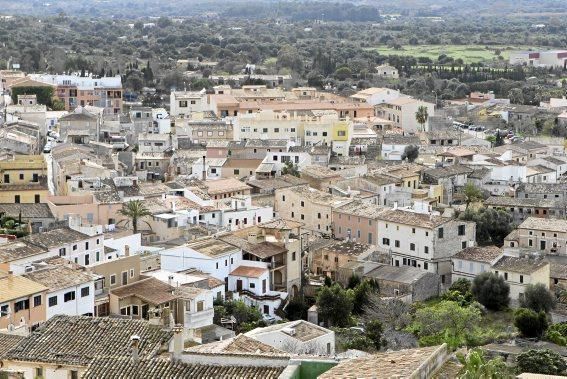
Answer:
[
  {"left": 275, "top": 186, "right": 352, "bottom": 235},
  {"left": 374, "top": 64, "right": 399, "bottom": 79},
  {"left": 514, "top": 217, "right": 567, "bottom": 255},
  {"left": 310, "top": 240, "right": 375, "bottom": 280},
  {"left": 377, "top": 98, "right": 435, "bottom": 133},
  {"left": 0, "top": 271, "right": 48, "bottom": 332},
  {"left": 492, "top": 255, "right": 550, "bottom": 303}
]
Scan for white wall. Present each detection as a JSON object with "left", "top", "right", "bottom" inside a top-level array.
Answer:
[
  {"left": 46, "top": 282, "right": 95, "bottom": 319},
  {"left": 160, "top": 246, "right": 242, "bottom": 281}
]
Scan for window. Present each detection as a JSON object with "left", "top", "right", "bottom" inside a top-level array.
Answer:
[
  {"left": 179, "top": 100, "right": 188, "bottom": 107},
  {"left": 14, "top": 299, "right": 29, "bottom": 312},
  {"left": 520, "top": 275, "right": 524, "bottom": 284},
  {"left": 197, "top": 301, "right": 204, "bottom": 312},
  {"left": 110, "top": 274, "right": 116, "bottom": 285},
  {"left": 412, "top": 228, "right": 415, "bottom": 234},
  {"left": 337, "top": 130, "right": 346, "bottom": 137},
  {"left": 216, "top": 262, "right": 219, "bottom": 269},
  {"left": 292, "top": 251, "right": 296, "bottom": 261},
  {"left": 34, "top": 194, "right": 40, "bottom": 203},
  {"left": 301, "top": 201, "right": 304, "bottom": 207},
  {"left": 438, "top": 228, "right": 444, "bottom": 238},
  {"left": 33, "top": 295, "right": 42, "bottom": 307},
  {"left": 504, "top": 273, "right": 508, "bottom": 280},
  {"left": 424, "top": 262, "right": 429, "bottom": 270},
  {"left": 84, "top": 254, "right": 90, "bottom": 266},
  {"left": 14, "top": 195, "right": 20, "bottom": 203},
  {"left": 1, "top": 304, "right": 8, "bottom": 316},
  {"left": 59, "top": 248, "right": 66, "bottom": 256},
  {"left": 78, "top": 287, "right": 89, "bottom": 298},
  {"left": 458, "top": 225, "right": 465, "bottom": 236},
  {"left": 395, "top": 240, "right": 400, "bottom": 248},
  {"left": 49, "top": 296, "right": 58, "bottom": 307},
  {"left": 424, "top": 246, "right": 429, "bottom": 254},
  {"left": 36, "top": 368, "right": 43, "bottom": 378},
  {"left": 64, "top": 291, "right": 76, "bottom": 302},
  {"left": 462, "top": 241, "right": 467, "bottom": 249},
  {"left": 73, "top": 244, "right": 77, "bottom": 251},
  {"left": 528, "top": 239, "right": 533, "bottom": 247},
  {"left": 132, "top": 305, "right": 139, "bottom": 316},
  {"left": 382, "top": 238, "right": 390, "bottom": 245},
  {"left": 410, "top": 243, "right": 415, "bottom": 251},
  {"left": 368, "top": 233, "right": 373, "bottom": 244},
  {"left": 85, "top": 242, "right": 89, "bottom": 250},
  {"left": 234, "top": 169, "right": 239, "bottom": 175},
  {"left": 300, "top": 214, "right": 304, "bottom": 220}
]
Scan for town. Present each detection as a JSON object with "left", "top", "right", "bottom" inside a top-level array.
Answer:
[{"left": 0, "top": 2, "right": 567, "bottom": 378}]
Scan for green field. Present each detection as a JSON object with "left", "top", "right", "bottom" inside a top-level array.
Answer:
[{"left": 367, "top": 45, "right": 541, "bottom": 63}]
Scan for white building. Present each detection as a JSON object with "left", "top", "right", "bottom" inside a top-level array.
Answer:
[
  {"left": 451, "top": 246, "right": 504, "bottom": 281},
  {"left": 170, "top": 89, "right": 208, "bottom": 117},
  {"left": 176, "top": 286, "right": 215, "bottom": 342},
  {"left": 245, "top": 320, "right": 335, "bottom": 356},
  {"left": 144, "top": 269, "right": 225, "bottom": 302},
  {"left": 350, "top": 87, "right": 402, "bottom": 106},
  {"left": 374, "top": 64, "right": 399, "bottom": 79},
  {"left": 377, "top": 98, "right": 435, "bottom": 133},
  {"left": 381, "top": 134, "right": 421, "bottom": 161},
  {"left": 23, "top": 261, "right": 96, "bottom": 319}
]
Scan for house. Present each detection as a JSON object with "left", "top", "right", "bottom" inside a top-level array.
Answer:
[
  {"left": 0, "top": 155, "right": 48, "bottom": 204},
  {"left": 527, "top": 156, "right": 567, "bottom": 181},
  {"left": 436, "top": 148, "right": 476, "bottom": 165},
  {"left": 422, "top": 164, "right": 474, "bottom": 205},
  {"left": 0, "top": 271, "right": 47, "bottom": 332},
  {"left": 376, "top": 209, "right": 476, "bottom": 285},
  {"left": 485, "top": 196, "right": 565, "bottom": 223},
  {"left": 350, "top": 87, "right": 402, "bottom": 106},
  {"left": 374, "top": 64, "right": 399, "bottom": 79},
  {"left": 514, "top": 217, "right": 567, "bottom": 255},
  {"left": 319, "top": 345, "right": 449, "bottom": 379},
  {"left": 310, "top": 240, "right": 377, "bottom": 280},
  {"left": 332, "top": 200, "right": 385, "bottom": 243},
  {"left": 275, "top": 186, "right": 352, "bottom": 235},
  {"left": 377, "top": 98, "right": 435, "bottom": 133},
  {"left": 365, "top": 264, "right": 440, "bottom": 302},
  {"left": 142, "top": 269, "right": 225, "bottom": 303},
  {"left": 203, "top": 178, "right": 251, "bottom": 201},
  {"left": 509, "top": 50, "right": 567, "bottom": 68},
  {"left": 300, "top": 165, "right": 342, "bottom": 190},
  {"left": 23, "top": 259, "right": 96, "bottom": 319},
  {"left": 380, "top": 134, "right": 421, "bottom": 161},
  {"left": 516, "top": 182, "right": 567, "bottom": 201},
  {"left": 492, "top": 255, "right": 550, "bottom": 303},
  {"left": 228, "top": 265, "right": 286, "bottom": 316},
  {"left": 58, "top": 110, "right": 100, "bottom": 144},
  {"left": 451, "top": 246, "right": 504, "bottom": 281},
  {"left": 245, "top": 320, "right": 335, "bottom": 356},
  {"left": 0, "top": 315, "right": 173, "bottom": 378}
]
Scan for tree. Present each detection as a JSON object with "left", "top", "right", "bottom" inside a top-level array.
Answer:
[
  {"left": 401, "top": 145, "right": 419, "bottom": 162},
  {"left": 118, "top": 200, "right": 152, "bottom": 234},
  {"left": 316, "top": 284, "right": 353, "bottom": 327},
  {"left": 516, "top": 349, "right": 566, "bottom": 375},
  {"left": 282, "top": 161, "right": 300, "bottom": 177},
  {"left": 514, "top": 308, "right": 548, "bottom": 338},
  {"left": 459, "top": 208, "right": 514, "bottom": 246},
  {"left": 363, "top": 294, "right": 412, "bottom": 330},
  {"left": 456, "top": 348, "right": 513, "bottom": 379},
  {"left": 347, "top": 275, "right": 361, "bottom": 289},
  {"left": 410, "top": 301, "right": 481, "bottom": 349},
  {"left": 520, "top": 283, "right": 556, "bottom": 313},
  {"left": 450, "top": 278, "right": 472, "bottom": 296},
  {"left": 415, "top": 105, "right": 429, "bottom": 132},
  {"left": 334, "top": 66, "right": 352, "bottom": 81},
  {"left": 508, "top": 88, "right": 524, "bottom": 104},
  {"left": 350, "top": 280, "right": 374, "bottom": 315},
  {"left": 494, "top": 130, "right": 505, "bottom": 147},
  {"left": 365, "top": 320, "right": 384, "bottom": 350},
  {"left": 463, "top": 183, "right": 483, "bottom": 209},
  {"left": 471, "top": 272, "right": 510, "bottom": 311},
  {"left": 545, "top": 322, "right": 567, "bottom": 346}
]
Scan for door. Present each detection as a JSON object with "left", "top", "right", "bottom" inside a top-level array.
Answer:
[
  {"left": 263, "top": 305, "right": 269, "bottom": 314},
  {"left": 540, "top": 240, "right": 546, "bottom": 250},
  {"left": 236, "top": 279, "right": 243, "bottom": 292}
]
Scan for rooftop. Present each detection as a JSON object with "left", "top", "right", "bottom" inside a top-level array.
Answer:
[
  {"left": 382, "top": 134, "right": 421, "bottom": 145},
  {"left": 110, "top": 277, "right": 177, "bottom": 305},
  {"left": 0, "top": 241, "right": 46, "bottom": 263},
  {"left": 366, "top": 264, "right": 435, "bottom": 283},
  {"left": 0, "top": 271, "right": 47, "bottom": 303},
  {"left": 185, "top": 238, "right": 240, "bottom": 257},
  {"left": 23, "top": 264, "right": 96, "bottom": 292},
  {"left": 287, "top": 186, "right": 352, "bottom": 208},
  {"left": 376, "top": 209, "right": 452, "bottom": 229},
  {"left": 245, "top": 320, "right": 330, "bottom": 343},
  {"left": 518, "top": 217, "right": 567, "bottom": 232},
  {"left": 320, "top": 240, "right": 372, "bottom": 256},
  {"left": 186, "top": 334, "right": 287, "bottom": 356},
  {"left": 0, "top": 334, "right": 25, "bottom": 358},
  {"left": 301, "top": 165, "right": 342, "bottom": 180},
  {"left": 204, "top": 178, "right": 251, "bottom": 195},
  {"left": 21, "top": 227, "right": 91, "bottom": 249},
  {"left": 485, "top": 196, "right": 561, "bottom": 208},
  {"left": 423, "top": 164, "right": 474, "bottom": 180},
  {"left": 453, "top": 246, "right": 503, "bottom": 263},
  {"left": 492, "top": 255, "right": 549, "bottom": 274},
  {"left": 319, "top": 345, "right": 445, "bottom": 379},
  {"left": 0, "top": 203, "right": 54, "bottom": 219},
  {"left": 3, "top": 315, "right": 172, "bottom": 366},
  {"left": 229, "top": 265, "right": 268, "bottom": 278},
  {"left": 335, "top": 200, "right": 386, "bottom": 219}
]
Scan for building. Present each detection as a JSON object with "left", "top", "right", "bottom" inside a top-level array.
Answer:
[
  {"left": 492, "top": 255, "right": 550, "bottom": 303},
  {"left": 0, "top": 155, "right": 48, "bottom": 204},
  {"left": 376, "top": 209, "right": 476, "bottom": 285},
  {"left": 245, "top": 320, "right": 335, "bottom": 356},
  {"left": 451, "top": 246, "right": 504, "bottom": 281},
  {"left": 332, "top": 201, "right": 385, "bottom": 243},
  {"left": 514, "top": 217, "right": 567, "bottom": 255},
  {"left": 381, "top": 134, "right": 421, "bottom": 161},
  {"left": 365, "top": 264, "right": 440, "bottom": 302},
  {"left": 377, "top": 98, "right": 435, "bottom": 133},
  {"left": 170, "top": 89, "right": 208, "bottom": 116},
  {"left": 0, "top": 271, "right": 47, "bottom": 332},
  {"left": 29, "top": 74, "right": 123, "bottom": 114},
  {"left": 228, "top": 265, "right": 285, "bottom": 316},
  {"left": 23, "top": 260, "right": 96, "bottom": 319},
  {"left": 485, "top": 196, "right": 565, "bottom": 223},
  {"left": 350, "top": 87, "right": 402, "bottom": 106},
  {"left": 310, "top": 240, "right": 377, "bottom": 280},
  {"left": 0, "top": 203, "right": 55, "bottom": 233},
  {"left": 509, "top": 50, "right": 567, "bottom": 68},
  {"left": 300, "top": 165, "right": 342, "bottom": 191},
  {"left": 374, "top": 64, "right": 399, "bottom": 79},
  {"left": 275, "top": 186, "right": 352, "bottom": 235}
]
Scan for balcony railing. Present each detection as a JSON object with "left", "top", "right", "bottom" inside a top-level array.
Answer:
[{"left": 239, "top": 289, "right": 283, "bottom": 301}]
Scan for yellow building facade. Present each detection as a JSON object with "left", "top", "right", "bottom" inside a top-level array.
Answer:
[{"left": 0, "top": 155, "right": 49, "bottom": 203}]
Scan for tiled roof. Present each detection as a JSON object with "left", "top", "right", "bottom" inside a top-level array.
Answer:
[
  {"left": 0, "top": 271, "right": 47, "bottom": 302},
  {"left": 382, "top": 135, "right": 421, "bottom": 145},
  {"left": 83, "top": 356, "right": 286, "bottom": 379},
  {"left": 516, "top": 182, "right": 567, "bottom": 194},
  {"left": 21, "top": 227, "right": 91, "bottom": 249},
  {"left": 453, "top": 246, "right": 503, "bottom": 263},
  {"left": 186, "top": 334, "right": 287, "bottom": 356},
  {"left": 3, "top": 315, "right": 173, "bottom": 366},
  {"left": 423, "top": 164, "right": 474, "bottom": 180},
  {"left": 229, "top": 266, "right": 268, "bottom": 278},
  {"left": 0, "top": 333, "right": 25, "bottom": 358},
  {"left": 518, "top": 217, "right": 567, "bottom": 232},
  {"left": 0, "top": 203, "right": 54, "bottom": 219},
  {"left": 320, "top": 240, "right": 372, "bottom": 256},
  {"left": 485, "top": 196, "right": 561, "bottom": 208},
  {"left": 492, "top": 256, "right": 549, "bottom": 274},
  {"left": 376, "top": 209, "right": 451, "bottom": 229},
  {"left": 335, "top": 200, "right": 386, "bottom": 219},
  {"left": 23, "top": 265, "right": 96, "bottom": 292},
  {"left": 185, "top": 238, "right": 239, "bottom": 257},
  {"left": 319, "top": 345, "right": 445, "bottom": 379},
  {"left": 219, "top": 235, "right": 287, "bottom": 259},
  {"left": 0, "top": 241, "right": 46, "bottom": 263},
  {"left": 366, "top": 264, "right": 433, "bottom": 283},
  {"left": 300, "top": 165, "right": 341, "bottom": 179},
  {"left": 550, "top": 262, "right": 567, "bottom": 280},
  {"left": 204, "top": 178, "right": 251, "bottom": 195},
  {"left": 110, "top": 277, "right": 177, "bottom": 305}
]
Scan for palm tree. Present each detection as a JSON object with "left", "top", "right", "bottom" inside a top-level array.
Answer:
[
  {"left": 118, "top": 200, "right": 152, "bottom": 234},
  {"left": 415, "top": 105, "right": 429, "bottom": 132}
]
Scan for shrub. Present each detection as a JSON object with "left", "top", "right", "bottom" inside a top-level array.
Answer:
[
  {"left": 516, "top": 349, "right": 566, "bottom": 375},
  {"left": 520, "top": 283, "right": 556, "bottom": 313},
  {"left": 450, "top": 278, "right": 472, "bottom": 295},
  {"left": 365, "top": 320, "right": 384, "bottom": 350},
  {"left": 545, "top": 322, "right": 567, "bottom": 346},
  {"left": 514, "top": 308, "right": 548, "bottom": 338},
  {"left": 471, "top": 272, "right": 510, "bottom": 311}
]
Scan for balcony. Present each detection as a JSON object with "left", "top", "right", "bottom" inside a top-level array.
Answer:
[
  {"left": 239, "top": 289, "right": 285, "bottom": 302},
  {"left": 185, "top": 308, "right": 214, "bottom": 330}
]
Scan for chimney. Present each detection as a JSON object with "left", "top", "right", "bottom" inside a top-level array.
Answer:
[
  {"left": 247, "top": 232, "right": 257, "bottom": 243},
  {"left": 393, "top": 201, "right": 398, "bottom": 210},
  {"left": 130, "top": 335, "right": 140, "bottom": 364},
  {"left": 172, "top": 325, "right": 184, "bottom": 358},
  {"left": 168, "top": 274, "right": 174, "bottom": 287},
  {"left": 202, "top": 155, "right": 206, "bottom": 181},
  {"left": 125, "top": 245, "right": 130, "bottom": 257}
]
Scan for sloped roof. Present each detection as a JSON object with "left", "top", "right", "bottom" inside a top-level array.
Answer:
[
  {"left": 110, "top": 277, "right": 177, "bottom": 305},
  {"left": 453, "top": 246, "right": 503, "bottom": 263}
]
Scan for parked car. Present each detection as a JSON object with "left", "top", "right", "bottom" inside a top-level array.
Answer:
[
  {"left": 43, "top": 142, "right": 52, "bottom": 153},
  {"left": 262, "top": 314, "right": 276, "bottom": 325}
]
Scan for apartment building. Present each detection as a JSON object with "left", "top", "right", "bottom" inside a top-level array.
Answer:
[
  {"left": 376, "top": 209, "right": 476, "bottom": 284},
  {"left": 275, "top": 186, "right": 352, "bottom": 235}
]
